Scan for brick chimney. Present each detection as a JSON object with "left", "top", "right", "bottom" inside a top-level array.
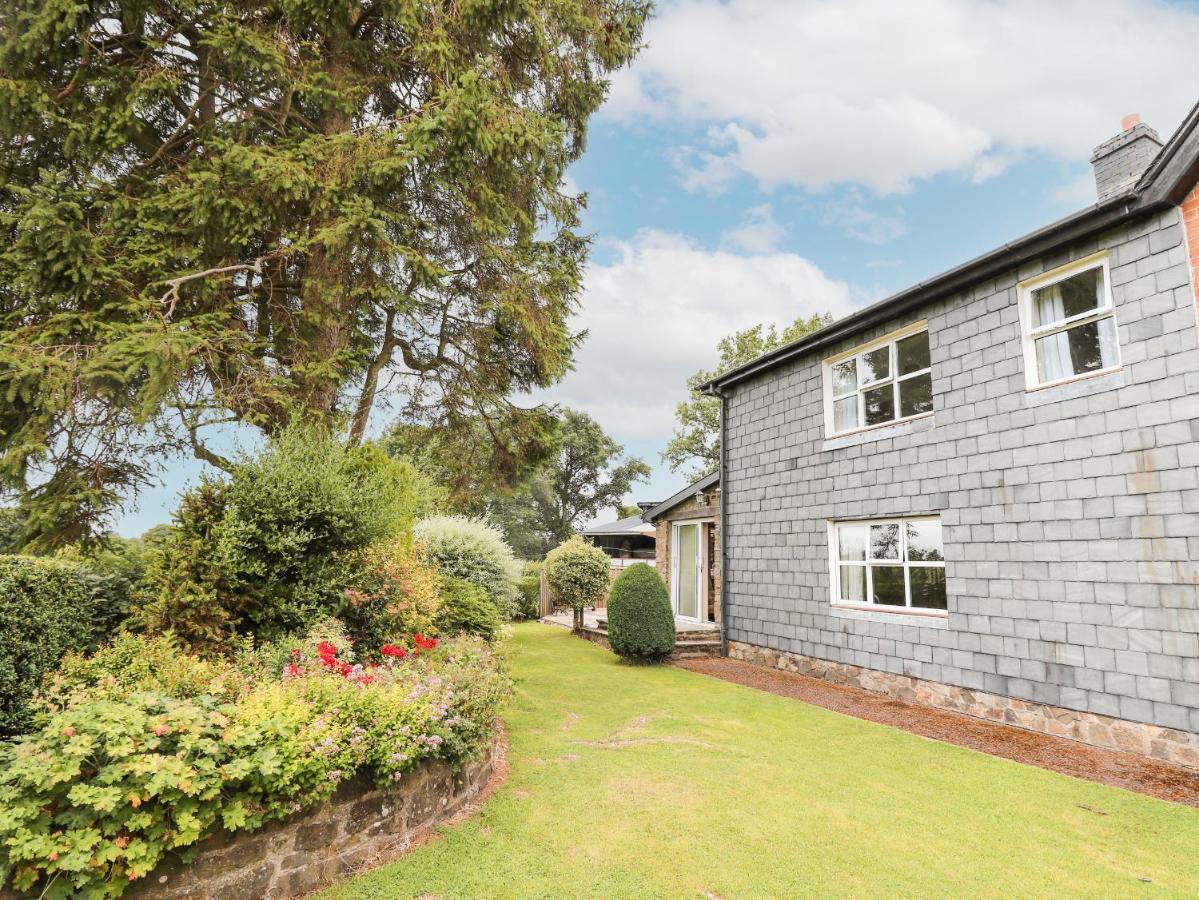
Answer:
[{"left": 1090, "top": 113, "right": 1163, "bottom": 202}]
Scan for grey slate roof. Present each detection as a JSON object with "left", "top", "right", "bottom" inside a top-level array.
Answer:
[
  {"left": 700, "top": 98, "right": 1199, "bottom": 395},
  {"left": 580, "top": 514, "right": 656, "bottom": 537},
  {"left": 642, "top": 470, "right": 720, "bottom": 522}
]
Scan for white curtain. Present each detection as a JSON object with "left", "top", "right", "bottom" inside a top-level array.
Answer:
[{"left": 1032, "top": 284, "right": 1072, "bottom": 382}]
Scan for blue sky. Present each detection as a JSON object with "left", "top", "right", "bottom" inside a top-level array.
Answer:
[{"left": 116, "top": 0, "right": 1199, "bottom": 535}]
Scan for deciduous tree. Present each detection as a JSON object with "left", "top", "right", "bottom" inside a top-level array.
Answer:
[{"left": 664, "top": 313, "right": 832, "bottom": 477}]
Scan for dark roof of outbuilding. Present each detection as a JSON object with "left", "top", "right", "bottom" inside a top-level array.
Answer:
[
  {"left": 580, "top": 514, "right": 656, "bottom": 537},
  {"left": 642, "top": 470, "right": 720, "bottom": 522},
  {"left": 699, "top": 98, "right": 1199, "bottom": 395}
]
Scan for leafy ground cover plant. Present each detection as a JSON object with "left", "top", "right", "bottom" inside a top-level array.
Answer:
[{"left": 0, "top": 623, "right": 508, "bottom": 898}]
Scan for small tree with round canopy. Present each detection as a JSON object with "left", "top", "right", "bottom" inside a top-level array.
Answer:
[{"left": 544, "top": 536, "right": 610, "bottom": 631}]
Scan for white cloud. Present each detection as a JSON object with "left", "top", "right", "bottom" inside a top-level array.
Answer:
[
  {"left": 821, "top": 189, "right": 908, "bottom": 244},
  {"left": 606, "top": 0, "right": 1199, "bottom": 196},
  {"left": 721, "top": 204, "right": 785, "bottom": 252},
  {"left": 535, "top": 230, "right": 855, "bottom": 438}
]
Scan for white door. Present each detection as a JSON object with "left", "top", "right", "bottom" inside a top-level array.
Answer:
[{"left": 673, "top": 523, "right": 703, "bottom": 620}]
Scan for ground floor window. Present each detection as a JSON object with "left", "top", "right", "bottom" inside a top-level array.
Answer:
[{"left": 830, "top": 516, "right": 946, "bottom": 612}]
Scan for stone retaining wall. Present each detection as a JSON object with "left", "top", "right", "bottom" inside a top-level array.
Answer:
[
  {"left": 729, "top": 640, "right": 1199, "bottom": 769},
  {"left": 111, "top": 731, "right": 500, "bottom": 900}
]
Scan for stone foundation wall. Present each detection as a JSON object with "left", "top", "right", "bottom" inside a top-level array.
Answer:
[
  {"left": 116, "top": 732, "right": 502, "bottom": 900},
  {"left": 729, "top": 640, "right": 1199, "bottom": 769}
]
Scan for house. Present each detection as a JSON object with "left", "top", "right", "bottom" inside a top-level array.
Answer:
[
  {"left": 701, "top": 105, "right": 1199, "bottom": 768},
  {"left": 642, "top": 471, "right": 722, "bottom": 626}
]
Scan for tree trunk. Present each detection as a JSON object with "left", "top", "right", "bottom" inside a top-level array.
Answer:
[{"left": 573, "top": 606, "right": 583, "bottom": 631}]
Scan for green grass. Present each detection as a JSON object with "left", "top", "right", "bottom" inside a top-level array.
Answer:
[{"left": 327, "top": 624, "right": 1199, "bottom": 899}]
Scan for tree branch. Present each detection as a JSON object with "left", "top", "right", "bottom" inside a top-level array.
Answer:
[{"left": 348, "top": 308, "right": 397, "bottom": 445}]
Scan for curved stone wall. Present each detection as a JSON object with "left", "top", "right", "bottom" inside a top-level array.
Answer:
[
  {"left": 122, "top": 733, "right": 503, "bottom": 900},
  {"left": 0, "top": 732, "right": 503, "bottom": 900}
]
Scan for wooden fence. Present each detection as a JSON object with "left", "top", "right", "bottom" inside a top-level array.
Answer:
[{"left": 537, "top": 558, "right": 657, "bottom": 618}]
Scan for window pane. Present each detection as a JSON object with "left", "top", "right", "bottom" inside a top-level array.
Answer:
[
  {"left": 898, "top": 372, "right": 933, "bottom": 417},
  {"left": 833, "top": 396, "right": 858, "bottom": 432},
  {"left": 910, "top": 567, "right": 947, "bottom": 610},
  {"left": 896, "top": 331, "right": 930, "bottom": 375},
  {"left": 863, "top": 384, "right": 895, "bottom": 425},
  {"left": 1035, "top": 316, "right": 1118, "bottom": 383},
  {"left": 859, "top": 346, "right": 890, "bottom": 384},
  {"left": 1032, "top": 267, "right": 1104, "bottom": 328},
  {"left": 870, "top": 523, "right": 900, "bottom": 560},
  {"left": 872, "top": 565, "right": 905, "bottom": 606},
  {"left": 831, "top": 359, "right": 857, "bottom": 396},
  {"left": 905, "top": 520, "right": 943, "bottom": 561},
  {"left": 838, "top": 525, "right": 868, "bottom": 561},
  {"left": 839, "top": 566, "right": 866, "bottom": 603}
]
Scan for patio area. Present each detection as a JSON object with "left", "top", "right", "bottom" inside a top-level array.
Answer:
[{"left": 540, "top": 608, "right": 720, "bottom": 657}]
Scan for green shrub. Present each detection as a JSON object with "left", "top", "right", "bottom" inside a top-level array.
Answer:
[
  {"left": 341, "top": 541, "right": 443, "bottom": 654},
  {"left": 234, "top": 616, "right": 355, "bottom": 682},
  {"left": 141, "top": 430, "right": 443, "bottom": 651},
  {"left": 0, "top": 631, "right": 507, "bottom": 898},
  {"left": 37, "top": 632, "right": 248, "bottom": 716},
  {"left": 414, "top": 516, "right": 521, "bottom": 619},
  {"left": 54, "top": 533, "right": 161, "bottom": 635},
  {"left": 515, "top": 560, "right": 543, "bottom": 620},
  {"left": 0, "top": 556, "right": 97, "bottom": 736},
  {"left": 435, "top": 576, "right": 501, "bottom": 641},
  {"left": 136, "top": 478, "right": 243, "bottom": 654},
  {"left": 544, "top": 535, "right": 610, "bottom": 629},
  {"left": 606, "top": 563, "right": 675, "bottom": 662}
]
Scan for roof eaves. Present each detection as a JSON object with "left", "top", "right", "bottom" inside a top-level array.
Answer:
[
  {"left": 1136, "top": 98, "right": 1199, "bottom": 206},
  {"left": 700, "top": 102, "right": 1199, "bottom": 397},
  {"left": 699, "top": 197, "right": 1146, "bottom": 394},
  {"left": 642, "top": 470, "right": 720, "bottom": 522}
]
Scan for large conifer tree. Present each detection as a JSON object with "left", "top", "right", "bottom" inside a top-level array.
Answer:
[{"left": 0, "top": 0, "right": 647, "bottom": 544}]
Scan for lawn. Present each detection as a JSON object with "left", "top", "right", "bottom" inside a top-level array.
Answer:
[{"left": 326, "top": 623, "right": 1199, "bottom": 899}]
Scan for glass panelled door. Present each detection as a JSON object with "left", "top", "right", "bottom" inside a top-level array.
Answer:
[{"left": 674, "top": 523, "right": 701, "bottom": 620}]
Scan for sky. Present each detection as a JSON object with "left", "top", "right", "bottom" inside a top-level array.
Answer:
[{"left": 116, "top": 0, "right": 1199, "bottom": 536}]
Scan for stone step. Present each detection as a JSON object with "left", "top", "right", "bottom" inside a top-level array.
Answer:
[{"left": 671, "top": 639, "right": 722, "bottom": 659}]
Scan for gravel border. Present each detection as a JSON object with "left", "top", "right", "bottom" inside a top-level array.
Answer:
[{"left": 677, "top": 657, "right": 1199, "bottom": 807}]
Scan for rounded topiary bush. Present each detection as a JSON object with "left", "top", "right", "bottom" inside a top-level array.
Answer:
[
  {"left": 606, "top": 563, "right": 675, "bottom": 662},
  {"left": 0, "top": 556, "right": 97, "bottom": 735}
]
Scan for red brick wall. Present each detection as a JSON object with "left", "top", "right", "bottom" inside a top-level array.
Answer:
[{"left": 1182, "top": 182, "right": 1199, "bottom": 306}]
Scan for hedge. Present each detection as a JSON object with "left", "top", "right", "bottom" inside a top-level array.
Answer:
[{"left": 0, "top": 556, "right": 97, "bottom": 735}]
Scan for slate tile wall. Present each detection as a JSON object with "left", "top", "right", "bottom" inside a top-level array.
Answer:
[{"left": 723, "top": 207, "right": 1199, "bottom": 734}]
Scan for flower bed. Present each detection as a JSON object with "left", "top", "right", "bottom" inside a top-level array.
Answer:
[{"left": 0, "top": 628, "right": 508, "bottom": 898}]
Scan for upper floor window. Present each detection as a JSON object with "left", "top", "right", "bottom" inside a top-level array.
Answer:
[
  {"left": 823, "top": 323, "right": 932, "bottom": 436},
  {"left": 1018, "top": 254, "right": 1119, "bottom": 389},
  {"left": 830, "top": 516, "right": 946, "bottom": 613}
]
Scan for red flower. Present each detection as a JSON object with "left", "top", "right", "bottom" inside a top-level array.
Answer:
[
  {"left": 284, "top": 663, "right": 304, "bottom": 678},
  {"left": 380, "top": 644, "right": 406, "bottom": 659},
  {"left": 413, "top": 634, "right": 438, "bottom": 652},
  {"left": 291, "top": 647, "right": 301, "bottom": 659}
]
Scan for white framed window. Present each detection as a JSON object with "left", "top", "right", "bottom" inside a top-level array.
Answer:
[
  {"left": 829, "top": 516, "right": 946, "bottom": 614},
  {"left": 822, "top": 322, "right": 933, "bottom": 436},
  {"left": 1018, "top": 253, "right": 1120, "bottom": 390}
]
